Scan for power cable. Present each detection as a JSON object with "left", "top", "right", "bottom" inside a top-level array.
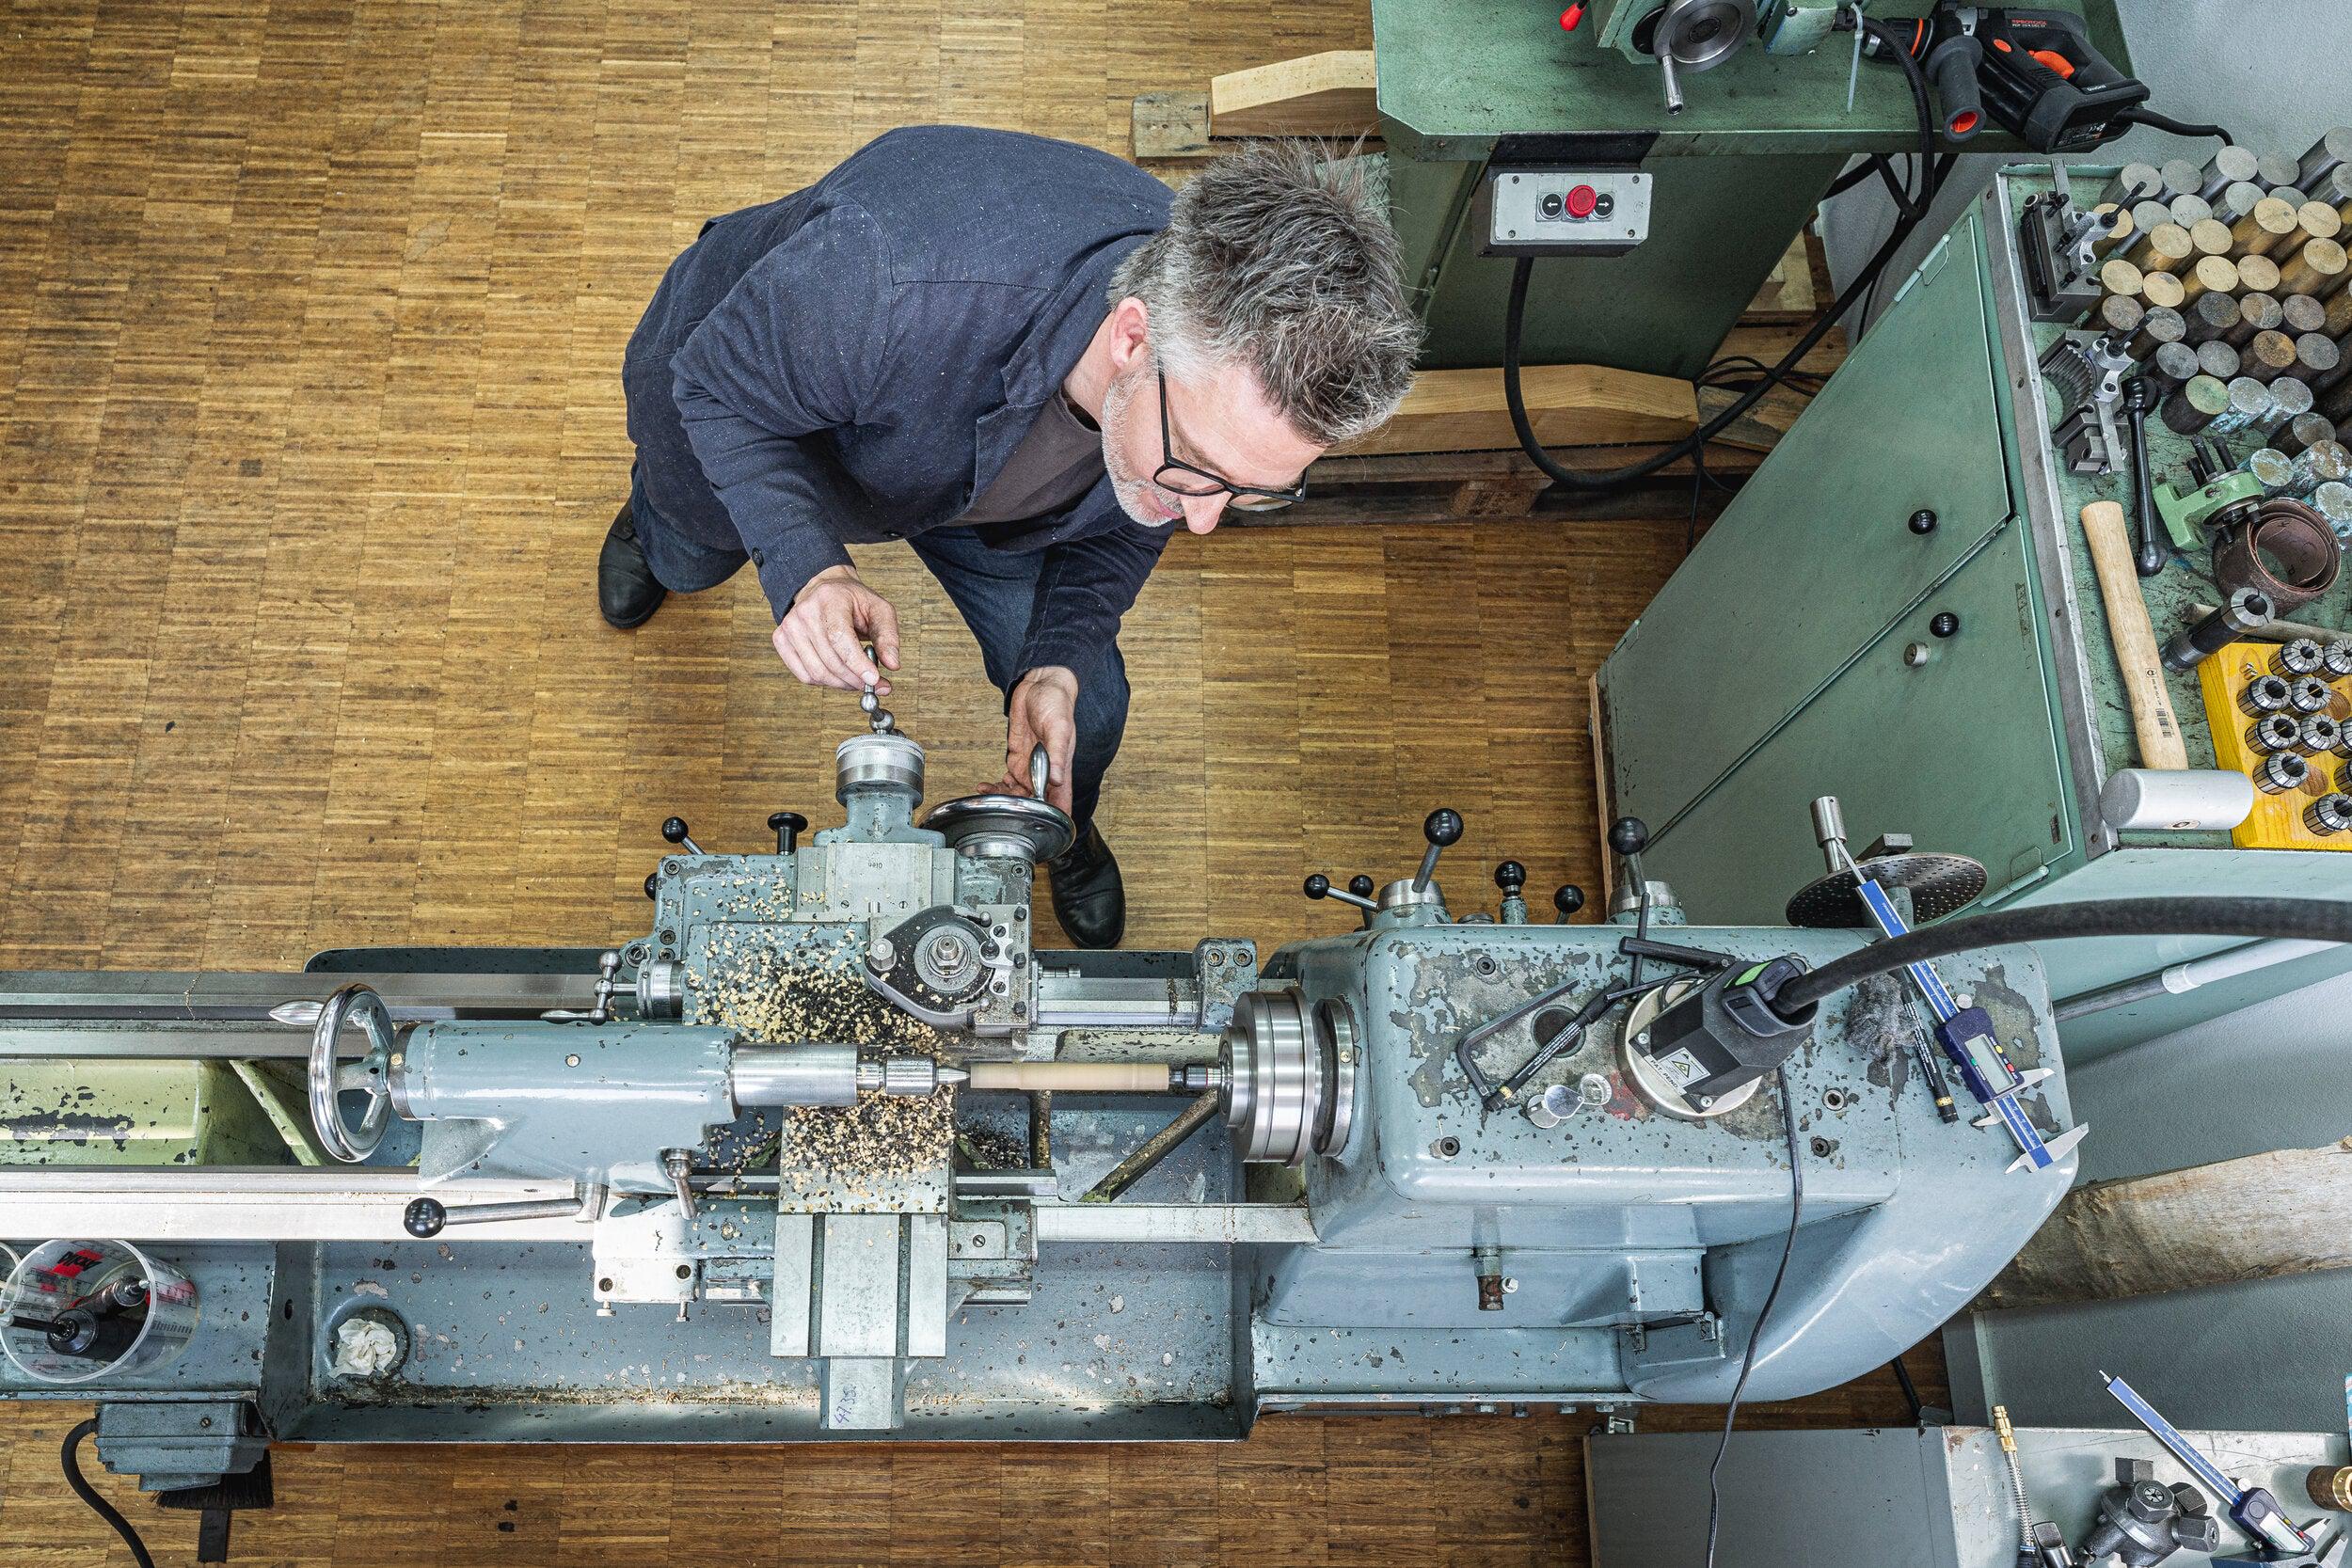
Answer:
[
  {"left": 2117, "top": 106, "right": 2237, "bottom": 149},
  {"left": 1701, "top": 1070, "right": 1806, "bottom": 1568},
  {"left": 61, "top": 1418, "right": 157, "bottom": 1568}
]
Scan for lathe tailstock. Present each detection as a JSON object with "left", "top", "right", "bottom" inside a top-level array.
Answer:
[{"left": 0, "top": 717, "right": 2076, "bottom": 1492}]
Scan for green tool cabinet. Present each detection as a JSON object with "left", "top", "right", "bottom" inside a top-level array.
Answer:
[{"left": 1597, "top": 167, "right": 2352, "bottom": 1062}]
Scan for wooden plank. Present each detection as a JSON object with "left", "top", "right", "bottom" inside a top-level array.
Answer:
[
  {"left": 1132, "top": 89, "right": 1212, "bottom": 160},
  {"left": 1208, "top": 50, "right": 1378, "bottom": 140},
  {"left": 1331, "top": 363, "right": 1703, "bottom": 458},
  {"left": 1694, "top": 381, "right": 1812, "bottom": 453},
  {"left": 1590, "top": 670, "right": 1617, "bottom": 911},
  {"left": 1224, "top": 446, "right": 1759, "bottom": 530},
  {"left": 1743, "top": 233, "right": 1820, "bottom": 319},
  {"left": 1981, "top": 1139, "right": 2352, "bottom": 1308}
]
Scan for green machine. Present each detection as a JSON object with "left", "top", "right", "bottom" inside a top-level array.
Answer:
[
  {"left": 1370, "top": 0, "right": 2132, "bottom": 378},
  {"left": 1594, "top": 165, "right": 2352, "bottom": 1068}
]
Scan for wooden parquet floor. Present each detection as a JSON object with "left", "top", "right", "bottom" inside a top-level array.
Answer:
[{"left": 0, "top": 0, "right": 1920, "bottom": 1560}]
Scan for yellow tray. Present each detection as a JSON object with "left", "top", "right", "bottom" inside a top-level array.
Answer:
[{"left": 2196, "top": 641, "right": 2352, "bottom": 850}]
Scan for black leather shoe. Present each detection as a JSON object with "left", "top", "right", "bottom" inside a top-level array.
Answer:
[
  {"left": 1045, "top": 822, "right": 1125, "bottom": 949},
  {"left": 598, "top": 504, "right": 667, "bottom": 629}
]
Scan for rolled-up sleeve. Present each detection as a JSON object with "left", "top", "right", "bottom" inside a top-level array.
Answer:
[
  {"left": 1016, "top": 519, "right": 1173, "bottom": 676},
  {"left": 671, "top": 203, "right": 894, "bottom": 617}
]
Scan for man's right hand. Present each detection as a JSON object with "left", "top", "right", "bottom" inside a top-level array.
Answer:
[{"left": 774, "top": 564, "right": 900, "bottom": 691}]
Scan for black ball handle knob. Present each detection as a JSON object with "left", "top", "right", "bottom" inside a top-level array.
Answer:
[
  {"left": 1553, "top": 883, "right": 1586, "bottom": 917},
  {"left": 660, "top": 816, "right": 691, "bottom": 845},
  {"left": 643, "top": 873, "right": 660, "bottom": 900},
  {"left": 1347, "top": 875, "right": 1376, "bottom": 899},
  {"left": 1303, "top": 874, "right": 1332, "bottom": 900},
  {"left": 403, "top": 1197, "right": 447, "bottom": 1240},
  {"left": 1608, "top": 816, "right": 1649, "bottom": 857},
  {"left": 1494, "top": 860, "right": 1527, "bottom": 895},
  {"left": 767, "top": 811, "right": 808, "bottom": 853},
  {"left": 1423, "top": 808, "right": 1464, "bottom": 847}
]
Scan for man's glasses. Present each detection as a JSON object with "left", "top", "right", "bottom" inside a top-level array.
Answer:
[{"left": 1152, "top": 371, "right": 1308, "bottom": 513}]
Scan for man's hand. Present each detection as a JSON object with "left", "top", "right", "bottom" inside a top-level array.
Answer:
[
  {"left": 774, "top": 564, "right": 899, "bottom": 691},
  {"left": 1000, "top": 666, "right": 1078, "bottom": 814}
]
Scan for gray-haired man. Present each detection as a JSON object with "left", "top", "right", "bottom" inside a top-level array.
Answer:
[{"left": 604, "top": 127, "right": 1420, "bottom": 946}]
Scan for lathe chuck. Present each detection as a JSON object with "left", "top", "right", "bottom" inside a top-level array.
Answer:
[{"left": 1222, "top": 989, "right": 1355, "bottom": 1164}]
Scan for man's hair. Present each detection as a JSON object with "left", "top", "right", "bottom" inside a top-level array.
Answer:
[{"left": 1112, "top": 141, "right": 1422, "bottom": 447}]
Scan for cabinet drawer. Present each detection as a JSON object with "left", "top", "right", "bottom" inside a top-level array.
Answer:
[
  {"left": 1639, "top": 526, "right": 2070, "bottom": 926},
  {"left": 1602, "top": 213, "right": 2015, "bottom": 832}
]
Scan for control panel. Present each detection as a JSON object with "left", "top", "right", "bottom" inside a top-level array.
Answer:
[{"left": 1478, "top": 168, "right": 1653, "bottom": 258}]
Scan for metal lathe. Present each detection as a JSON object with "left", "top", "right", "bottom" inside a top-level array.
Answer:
[{"left": 1, "top": 708, "right": 2080, "bottom": 1494}]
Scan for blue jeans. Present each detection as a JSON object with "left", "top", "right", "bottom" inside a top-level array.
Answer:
[{"left": 629, "top": 475, "right": 1131, "bottom": 834}]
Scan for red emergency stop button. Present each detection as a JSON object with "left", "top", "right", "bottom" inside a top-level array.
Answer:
[{"left": 1565, "top": 183, "right": 1598, "bottom": 218}]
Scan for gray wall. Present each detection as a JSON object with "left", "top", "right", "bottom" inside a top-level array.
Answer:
[{"left": 1956, "top": 975, "right": 2352, "bottom": 1433}]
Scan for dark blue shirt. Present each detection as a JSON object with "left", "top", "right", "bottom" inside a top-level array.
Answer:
[{"left": 624, "top": 126, "right": 1176, "bottom": 676}]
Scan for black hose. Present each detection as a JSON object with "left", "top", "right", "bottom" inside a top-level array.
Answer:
[
  {"left": 1774, "top": 896, "right": 2352, "bottom": 1017},
  {"left": 60, "top": 1418, "right": 158, "bottom": 1568},
  {"left": 1501, "top": 17, "right": 1943, "bottom": 497},
  {"left": 1823, "top": 156, "right": 1880, "bottom": 200},
  {"left": 1891, "top": 1354, "right": 1926, "bottom": 1423},
  {"left": 2119, "top": 106, "right": 2237, "bottom": 149}
]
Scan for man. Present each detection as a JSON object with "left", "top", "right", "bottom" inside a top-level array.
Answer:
[{"left": 604, "top": 127, "right": 1420, "bottom": 946}]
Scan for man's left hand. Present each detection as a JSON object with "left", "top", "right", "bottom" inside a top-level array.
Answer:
[{"left": 1001, "top": 666, "right": 1078, "bottom": 814}]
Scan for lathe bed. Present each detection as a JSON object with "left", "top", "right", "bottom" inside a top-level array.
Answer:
[{"left": 0, "top": 718, "right": 2078, "bottom": 1488}]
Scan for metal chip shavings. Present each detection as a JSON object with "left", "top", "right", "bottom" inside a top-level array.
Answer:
[{"left": 690, "top": 920, "right": 959, "bottom": 1204}]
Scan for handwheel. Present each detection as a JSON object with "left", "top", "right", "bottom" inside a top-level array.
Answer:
[{"left": 309, "top": 983, "right": 397, "bottom": 1164}]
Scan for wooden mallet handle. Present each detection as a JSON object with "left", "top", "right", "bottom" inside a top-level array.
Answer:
[{"left": 2080, "top": 499, "right": 2189, "bottom": 769}]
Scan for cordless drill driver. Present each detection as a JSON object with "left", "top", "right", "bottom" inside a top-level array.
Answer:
[{"left": 1884, "top": 5, "right": 2148, "bottom": 153}]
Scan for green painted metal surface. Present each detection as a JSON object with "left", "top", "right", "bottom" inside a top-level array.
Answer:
[
  {"left": 1370, "top": 0, "right": 2123, "bottom": 375},
  {"left": 1374, "top": 0, "right": 1962, "bottom": 160},
  {"left": 1627, "top": 524, "right": 2070, "bottom": 927},
  {"left": 1393, "top": 150, "right": 1845, "bottom": 376},
  {"left": 1604, "top": 212, "right": 2015, "bottom": 833},
  {"left": 0, "top": 1059, "right": 284, "bottom": 1166}
]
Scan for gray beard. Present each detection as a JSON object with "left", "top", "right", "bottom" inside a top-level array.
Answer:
[{"left": 1099, "top": 361, "right": 1178, "bottom": 529}]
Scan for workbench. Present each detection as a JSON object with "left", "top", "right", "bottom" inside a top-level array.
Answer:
[
  {"left": 1597, "top": 163, "right": 2352, "bottom": 1064},
  {"left": 1586, "top": 1423, "right": 2349, "bottom": 1567}
]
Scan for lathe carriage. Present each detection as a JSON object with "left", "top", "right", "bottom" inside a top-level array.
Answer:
[{"left": 0, "top": 714, "right": 2076, "bottom": 1493}]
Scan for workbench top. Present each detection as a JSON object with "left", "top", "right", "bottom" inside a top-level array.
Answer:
[{"left": 2002, "top": 166, "right": 2352, "bottom": 852}]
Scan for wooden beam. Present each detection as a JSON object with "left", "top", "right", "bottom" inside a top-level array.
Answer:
[
  {"left": 1979, "top": 1138, "right": 2352, "bottom": 1310},
  {"left": 1695, "top": 382, "right": 1810, "bottom": 454},
  {"left": 1220, "top": 445, "right": 1756, "bottom": 530},
  {"left": 1208, "top": 50, "right": 1378, "bottom": 140},
  {"left": 1744, "top": 234, "right": 1820, "bottom": 319},
  {"left": 1131, "top": 90, "right": 1213, "bottom": 161},
  {"left": 1330, "top": 364, "right": 1701, "bottom": 459}
]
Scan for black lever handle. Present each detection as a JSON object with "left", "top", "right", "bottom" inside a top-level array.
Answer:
[
  {"left": 1304, "top": 874, "right": 1378, "bottom": 913},
  {"left": 660, "top": 816, "right": 703, "bottom": 855},
  {"left": 1415, "top": 807, "right": 1463, "bottom": 891},
  {"left": 767, "top": 811, "right": 808, "bottom": 854}
]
